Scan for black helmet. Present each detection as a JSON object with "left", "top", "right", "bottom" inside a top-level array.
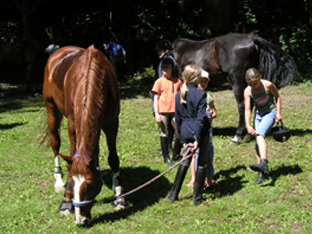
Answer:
[
  {"left": 272, "top": 121, "right": 291, "bottom": 142},
  {"left": 161, "top": 57, "right": 174, "bottom": 67},
  {"left": 155, "top": 39, "right": 173, "bottom": 50}
]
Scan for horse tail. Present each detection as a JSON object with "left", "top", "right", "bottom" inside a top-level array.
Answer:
[{"left": 253, "top": 36, "right": 296, "bottom": 89}]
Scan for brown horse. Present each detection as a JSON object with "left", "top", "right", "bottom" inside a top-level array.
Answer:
[
  {"left": 42, "top": 45, "right": 125, "bottom": 226},
  {"left": 172, "top": 33, "right": 296, "bottom": 144}
]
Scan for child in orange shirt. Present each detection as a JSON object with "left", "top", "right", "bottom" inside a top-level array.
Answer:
[{"left": 152, "top": 57, "right": 183, "bottom": 166}]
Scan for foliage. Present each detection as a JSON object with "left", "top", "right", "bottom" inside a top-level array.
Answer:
[
  {"left": 120, "top": 66, "right": 155, "bottom": 98},
  {"left": 0, "top": 0, "right": 311, "bottom": 79},
  {"left": 0, "top": 83, "right": 311, "bottom": 233}
]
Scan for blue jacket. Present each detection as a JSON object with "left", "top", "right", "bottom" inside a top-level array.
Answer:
[
  {"left": 175, "top": 84, "right": 210, "bottom": 144},
  {"left": 106, "top": 42, "right": 125, "bottom": 57}
]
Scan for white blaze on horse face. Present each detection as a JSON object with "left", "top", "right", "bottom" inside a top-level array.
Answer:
[
  {"left": 73, "top": 174, "right": 85, "bottom": 203},
  {"left": 73, "top": 174, "right": 85, "bottom": 224}
]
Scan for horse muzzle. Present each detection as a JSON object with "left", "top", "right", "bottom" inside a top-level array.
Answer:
[{"left": 75, "top": 215, "right": 90, "bottom": 227}]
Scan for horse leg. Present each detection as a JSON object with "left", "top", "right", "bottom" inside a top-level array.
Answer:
[
  {"left": 103, "top": 118, "right": 126, "bottom": 209},
  {"left": 46, "top": 101, "right": 65, "bottom": 192},
  {"left": 65, "top": 116, "right": 76, "bottom": 201},
  {"left": 231, "top": 81, "right": 248, "bottom": 145}
]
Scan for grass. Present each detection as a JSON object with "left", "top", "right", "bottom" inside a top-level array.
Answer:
[{"left": 0, "top": 82, "right": 311, "bottom": 233}]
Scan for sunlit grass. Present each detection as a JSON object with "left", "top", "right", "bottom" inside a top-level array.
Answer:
[{"left": 0, "top": 84, "right": 311, "bottom": 233}]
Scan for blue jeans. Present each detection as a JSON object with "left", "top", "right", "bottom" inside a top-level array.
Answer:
[
  {"left": 195, "top": 142, "right": 214, "bottom": 178},
  {"left": 254, "top": 110, "right": 276, "bottom": 150}
]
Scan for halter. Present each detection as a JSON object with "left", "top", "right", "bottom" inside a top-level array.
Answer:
[{"left": 72, "top": 153, "right": 102, "bottom": 207}]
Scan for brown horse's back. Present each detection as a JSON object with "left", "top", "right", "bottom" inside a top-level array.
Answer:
[
  {"left": 43, "top": 46, "right": 83, "bottom": 114},
  {"left": 42, "top": 45, "right": 123, "bottom": 225}
]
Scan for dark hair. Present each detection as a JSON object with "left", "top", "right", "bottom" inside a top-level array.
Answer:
[
  {"left": 161, "top": 57, "right": 174, "bottom": 67},
  {"left": 155, "top": 39, "right": 173, "bottom": 50}
]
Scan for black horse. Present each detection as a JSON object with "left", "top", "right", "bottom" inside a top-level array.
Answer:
[{"left": 172, "top": 33, "right": 296, "bottom": 144}]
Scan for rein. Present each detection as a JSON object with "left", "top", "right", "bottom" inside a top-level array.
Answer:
[
  {"left": 72, "top": 144, "right": 194, "bottom": 206},
  {"left": 114, "top": 143, "right": 194, "bottom": 200}
]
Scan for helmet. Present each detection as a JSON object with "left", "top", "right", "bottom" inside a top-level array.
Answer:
[
  {"left": 161, "top": 57, "right": 174, "bottom": 67},
  {"left": 155, "top": 39, "right": 173, "bottom": 50},
  {"left": 272, "top": 121, "right": 291, "bottom": 142}
]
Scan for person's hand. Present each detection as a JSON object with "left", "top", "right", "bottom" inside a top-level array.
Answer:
[
  {"left": 275, "top": 113, "right": 282, "bottom": 123},
  {"left": 247, "top": 125, "right": 257, "bottom": 137},
  {"left": 155, "top": 112, "right": 161, "bottom": 123},
  {"left": 192, "top": 141, "right": 198, "bottom": 153}
]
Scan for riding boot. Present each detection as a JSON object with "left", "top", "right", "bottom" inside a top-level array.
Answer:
[
  {"left": 249, "top": 159, "right": 269, "bottom": 175},
  {"left": 166, "top": 157, "right": 192, "bottom": 203},
  {"left": 172, "top": 138, "right": 182, "bottom": 161},
  {"left": 193, "top": 165, "right": 206, "bottom": 205},
  {"left": 255, "top": 172, "right": 264, "bottom": 184},
  {"left": 160, "top": 137, "right": 174, "bottom": 166},
  {"left": 168, "top": 125, "right": 174, "bottom": 153}
]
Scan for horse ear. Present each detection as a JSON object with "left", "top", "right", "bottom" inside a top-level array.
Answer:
[
  {"left": 59, "top": 154, "right": 73, "bottom": 164},
  {"left": 86, "top": 158, "right": 96, "bottom": 169}
]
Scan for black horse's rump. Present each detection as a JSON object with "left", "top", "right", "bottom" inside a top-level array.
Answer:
[{"left": 172, "top": 33, "right": 296, "bottom": 141}]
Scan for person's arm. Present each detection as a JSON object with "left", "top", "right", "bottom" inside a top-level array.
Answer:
[
  {"left": 153, "top": 94, "right": 161, "bottom": 123},
  {"left": 268, "top": 82, "right": 282, "bottom": 123},
  {"left": 244, "top": 88, "right": 256, "bottom": 137},
  {"left": 193, "top": 92, "right": 208, "bottom": 153},
  {"left": 175, "top": 93, "right": 182, "bottom": 141},
  {"left": 210, "top": 103, "right": 217, "bottom": 118}
]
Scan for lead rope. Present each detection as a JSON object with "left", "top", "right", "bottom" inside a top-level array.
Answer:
[{"left": 114, "top": 143, "right": 194, "bottom": 200}]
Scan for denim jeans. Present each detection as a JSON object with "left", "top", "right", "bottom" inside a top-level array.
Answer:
[{"left": 254, "top": 110, "right": 276, "bottom": 150}]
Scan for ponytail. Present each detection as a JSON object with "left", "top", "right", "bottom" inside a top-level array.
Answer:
[
  {"left": 180, "top": 65, "right": 202, "bottom": 104},
  {"left": 180, "top": 82, "right": 188, "bottom": 104}
]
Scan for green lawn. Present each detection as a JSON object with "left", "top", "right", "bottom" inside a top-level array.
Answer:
[{"left": 0, "top": 83, "right": 311, "bottom": 233}]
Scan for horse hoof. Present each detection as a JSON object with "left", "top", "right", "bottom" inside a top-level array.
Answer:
[{"left": 111, "top": 198, "right": 127, "bottom": 210}]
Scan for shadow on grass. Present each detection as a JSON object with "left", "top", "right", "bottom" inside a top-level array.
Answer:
[
  {"left": 264, "top": 164, "right": 303, "bottom": 187},
  {"left": 0, "top": 122, "right": 24, "bottom": 130},
  {"left": 213, "top": 127, "right": 237, "bottom": 137},
  {"left": 91, "top": 166, "right": 171, "bottom": 225},
  {"left": 0, "top": 95, "right": 44, "bottom": 113},
  {"left": 211, "top": 165, "right": 248, "bottom": 198}
]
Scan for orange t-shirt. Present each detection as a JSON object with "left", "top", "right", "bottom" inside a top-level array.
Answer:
[{"left": 152, "top": 77, "right": 182, "bottom": 113}]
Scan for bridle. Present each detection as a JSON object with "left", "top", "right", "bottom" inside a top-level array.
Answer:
[{"left": 71, "top": 153, "right": 103, "bottom": 207}]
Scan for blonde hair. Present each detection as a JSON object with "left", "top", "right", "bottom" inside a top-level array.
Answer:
[
  {"left": 180, "top": 65, "right": 202, "bottom": 104},
  {"left": 245, "top": 68, "right": 261, "bottom": 82}
]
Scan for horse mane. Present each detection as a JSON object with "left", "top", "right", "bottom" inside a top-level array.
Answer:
[{"left": 75, "top": 45, "right": 106, "bottom": 158}]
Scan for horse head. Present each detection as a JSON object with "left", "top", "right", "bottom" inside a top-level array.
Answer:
[{"left": 62, "top": 153, "right": 102, "bottom": 226}]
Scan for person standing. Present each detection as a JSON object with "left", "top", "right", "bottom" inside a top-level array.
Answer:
[
  {"left": 103, "top": 41, "right": 127, "bottom": 80},
  {"left": 154, "top": 39, "right": 179, "bottom": 79},
  {"left": 152, "top": 40, "right": 180, "bottom": 157},
  {"left": 167, "top": 65, "right": 210, "bottom": 205},
  {"left": 244, "top": 68, "right": 282, "bottom": 184},
  {"left": 187, "top": 70, "right": 217, "bottom": 193},
  {"left": 152, "top": 57, "right": 183, "bottom": 166}
]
